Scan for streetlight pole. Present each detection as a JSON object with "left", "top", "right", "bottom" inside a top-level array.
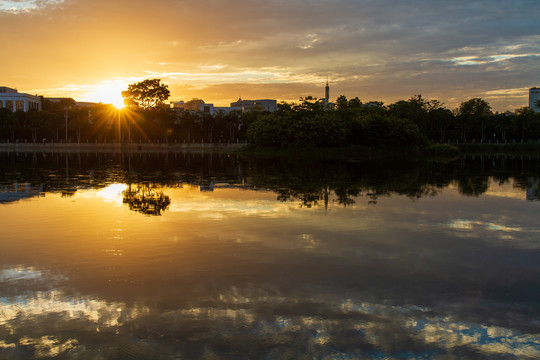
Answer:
[{"left": 64, "top": 107, "right": 68, "bottom": 142}]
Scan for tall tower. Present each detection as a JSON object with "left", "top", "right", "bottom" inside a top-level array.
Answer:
[{"left": 324, "top": 78, "right": 330, "bottom": 105}]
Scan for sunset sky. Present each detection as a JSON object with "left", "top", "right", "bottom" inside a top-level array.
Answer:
[{"left": 1, "top": 0, "right": 539, "bottom": 111}]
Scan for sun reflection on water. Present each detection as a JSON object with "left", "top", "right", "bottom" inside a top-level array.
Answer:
[{"left": 96, "top": 184, "right": 127, "bottom": 204}]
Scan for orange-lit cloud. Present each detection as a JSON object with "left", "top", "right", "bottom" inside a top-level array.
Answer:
[{"left": 1, "top": 0, "right": 539, "bottom": 110}]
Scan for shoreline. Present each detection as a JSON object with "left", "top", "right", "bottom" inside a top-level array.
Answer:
[
  {"left": 0, "top": 142, "right": 245, "bottom": 154},
  {"left": 2, "top": 141, "right": 539, "bottom": 157}
]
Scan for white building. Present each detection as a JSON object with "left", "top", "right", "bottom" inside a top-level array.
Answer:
[
  {"left": 0, "top": 86, "right": 42, "bottom": 112},
  {"left": 530, "top": 87, "right": 540, "bottom": 113}
]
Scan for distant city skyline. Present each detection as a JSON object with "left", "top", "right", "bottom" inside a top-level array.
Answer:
[{"left": 1, "top": 0, "right": 539, "bottom": 111}]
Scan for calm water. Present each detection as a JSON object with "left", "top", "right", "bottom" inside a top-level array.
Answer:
[{"left": 1, "top": 152, "right": 540, "bottom": 359}]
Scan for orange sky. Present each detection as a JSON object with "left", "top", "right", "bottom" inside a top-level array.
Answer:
[{"left": 1, "top": 0, "right": 539, "bottom": 111}]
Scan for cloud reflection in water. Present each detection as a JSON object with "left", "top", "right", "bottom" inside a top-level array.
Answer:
[{"left": 1, "top": 274, "right": 540, "bottom": 359}]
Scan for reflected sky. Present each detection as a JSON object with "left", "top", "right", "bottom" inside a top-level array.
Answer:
[{"left": 1, "top": 159, "right": 540, "bottom": 358}]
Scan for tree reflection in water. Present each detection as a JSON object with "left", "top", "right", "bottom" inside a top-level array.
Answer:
[
  {"left": 122, "top": 182, "right": 171, "bottom": 215},
  {"left": 0, "top": 152, "right": 539, "bottom": 207}
]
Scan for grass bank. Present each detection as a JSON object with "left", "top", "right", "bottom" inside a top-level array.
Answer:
[{"left": 238, "top": 142, "right": 540, "bottom": 160}]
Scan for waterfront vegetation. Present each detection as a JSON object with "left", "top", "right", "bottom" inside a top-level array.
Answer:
[
  {"left": 1, "top": 84, "right": 540, "bottom": 155},
  {"left": 247, "top": 95, "right": 540, "bottom": 151}
]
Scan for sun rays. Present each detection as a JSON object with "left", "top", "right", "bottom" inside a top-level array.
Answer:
[{"left": 82, "top": 80, "right": 130, "bottom": 109}]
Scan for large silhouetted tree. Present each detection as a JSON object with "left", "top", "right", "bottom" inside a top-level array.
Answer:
[
  {"left": 457, "top": 98, "right": 492, "bottom": 141},
  {"left": 122, "top": 79, "right": 170, "bottom": 109}
]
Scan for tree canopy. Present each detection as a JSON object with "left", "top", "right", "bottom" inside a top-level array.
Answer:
[
  {"left": 122, "top": 79, "right": 170, "bottom": 109},
  {"left": 457, "top": 98, "right": 492, "bottom": 119},
  {"left": 4, "top": 90, "right": 540, "bottom": 146}
]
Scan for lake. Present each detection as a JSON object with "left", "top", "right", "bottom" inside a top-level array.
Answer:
[{"left": 1, "top": 152, "right": 540, "bottom": 359}]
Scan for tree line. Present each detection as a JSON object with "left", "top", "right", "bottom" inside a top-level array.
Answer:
[
  {"left": 248, "top": 95, "right": 540, "bottom": 148},
  {"left": 0, "top": 98, "right": 251, "bottom": 144},
  {"left": 1, "top": 78, "right": 540, "bottom": 146}
]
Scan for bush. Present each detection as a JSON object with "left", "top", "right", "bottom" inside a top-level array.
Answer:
[
  {"left": 247, "top": 113, "right": 293, "bottom": 147},
  {"left": 352, "top": 114, "right": 423, "bottom": 147},
  {"left": 248, "top": 112, "right": 348, "bottom": 147}
]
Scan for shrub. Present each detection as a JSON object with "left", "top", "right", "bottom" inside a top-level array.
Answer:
[{"left": 352, "top": 114, "right": 423, "bottom": 147}]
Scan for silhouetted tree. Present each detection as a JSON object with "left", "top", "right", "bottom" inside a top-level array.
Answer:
[
  {"left": 429, "top": 107, "right": 454, "bottom": 142},
  {"left": 514, "top": 107, "right": 535, "bottom": 141},
  {"left": 388, "top": 95, "right": 429, "bottom": 136},
  {"left": 122, "top": 79, "right": 170, "bottom": 109},
  {"left": 492, "top": 112, "right": 513, "bottom": 142},
  {"left": 457, "top": 98, "right": 492, "bottom": 141},
  {"left": 335, "top": 95, "right": 349, "bottom": 111},
  {"left": 0, "top": 108, "right": 14, "bottom": 140}
]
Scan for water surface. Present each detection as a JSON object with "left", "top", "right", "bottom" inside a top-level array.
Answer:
[{"left": 1, "top": 153, "right": 540, "bottom": 359}]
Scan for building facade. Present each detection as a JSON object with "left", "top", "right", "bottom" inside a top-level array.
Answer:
[
  {"left": 530, "top": 87, "right": 540, "bottom": 113},
  {"left": 172, "top": 98, "right": 267, "bottom": 115},
  {"left": 171, "top": 99, "right": 215, "bottom": 114},
  {"left": 213, "top": 106, "right": 241, "bottom": 114},
  {"left": 0, "top": 87, "right": 42, "bottom": 112},
  {"left": 230, "top": 98, "right": 277, "bottom": 112}
]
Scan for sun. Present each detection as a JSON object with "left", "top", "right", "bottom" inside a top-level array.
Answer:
[
  {"left": 83, "top": 80, "right": 128, "bottom": 109},
  {"left": 101, "top": 86, "right": 126, "bottom": 109}
]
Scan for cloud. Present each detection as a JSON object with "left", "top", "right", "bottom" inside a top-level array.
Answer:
[
  {"left": 0, "top": 0, "right": 539, "bottom": 110},
  {"left": 0, "top": 0, "right": 64, "bottom": 14}
]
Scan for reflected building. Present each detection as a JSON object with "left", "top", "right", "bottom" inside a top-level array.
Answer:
[
  {"left": 199, "top": 180, "right": 251, "bottom": 192},
  {"left": 0, "top": 182, "right": 43, "bottom": 203},
  {"left": 527, "top": 178, "right": 540, "bottom": 201},
  {"left": 200, "top": 183, "right": 214, "bottom": 192}
]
